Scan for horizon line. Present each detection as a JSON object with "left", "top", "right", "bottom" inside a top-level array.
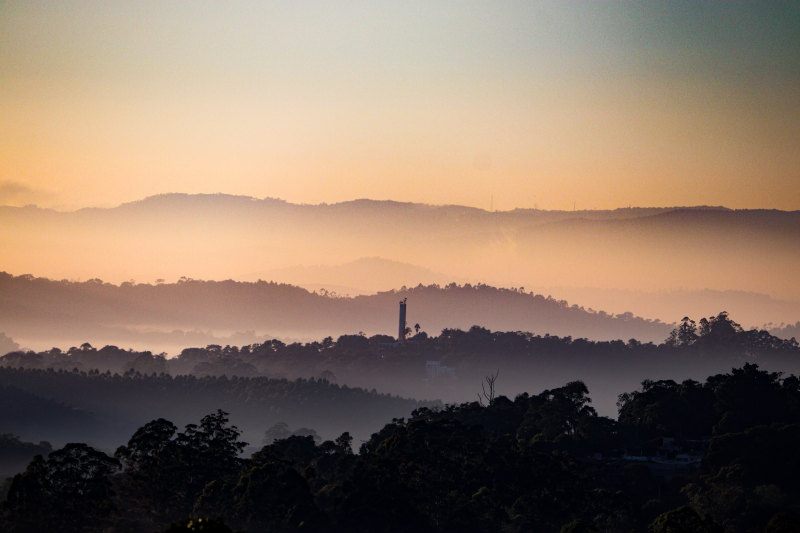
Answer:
[{"left": 1, "top": 191, "right": 784, "bottom": 214}]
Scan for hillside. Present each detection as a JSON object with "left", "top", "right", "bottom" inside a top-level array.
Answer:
[
  {"left": 0, "top": 367, "right": 428, "bottom": 451},
  {"left": 4, "top": 312, "right": 797, "bottom": 421},
  {"left": 0, "top": 273, "right": 672, "bottom": 352}
]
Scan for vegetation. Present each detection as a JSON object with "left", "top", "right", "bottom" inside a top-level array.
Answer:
[
  {"left": 1, "top": 361, "right": 799, "bottom": 532},
  {"left": 2, "top": 310, "right": 797, "bottom": 416},
  {"left": 0, "top": 435, "right": 51, "bottom": 491},
  {"left": 4, "top": 312, "right": 795, "bottom": 379},
  {"left": 0, "top": 367, "right": 428, "bottom": 451},
  {"left": 1, "top": 313, "right": 799, "bottom": 531}
]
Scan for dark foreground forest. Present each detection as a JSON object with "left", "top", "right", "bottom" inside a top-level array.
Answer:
[
  {"left": 1, "top": 313, "right": 799, "bottom": 531},
  {"left": 2, "top": 363, "right": 800, "bottom": 533}
]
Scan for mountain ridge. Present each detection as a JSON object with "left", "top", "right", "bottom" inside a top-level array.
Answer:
[
  {"left": 5, "top": 192, "right": 792, "bottom": 215},
  {"left": 2, "top": 193, "right": 798, "bottom": 308}
]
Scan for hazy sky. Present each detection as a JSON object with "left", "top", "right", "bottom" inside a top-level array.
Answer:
[{"left": 2, "top": 1, "right": 799, "bottom": 211}]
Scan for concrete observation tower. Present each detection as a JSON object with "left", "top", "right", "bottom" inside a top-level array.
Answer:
[{"left": 398, "top": 298, "right": 407, "bottom": 343}]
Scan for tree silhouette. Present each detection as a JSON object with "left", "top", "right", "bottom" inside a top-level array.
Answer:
[
  {"left": 4, "top": 443, "right": 120, "bottom": 533},
  {"left": 478, "top": 370, "right": 499, "bottom": 406}
]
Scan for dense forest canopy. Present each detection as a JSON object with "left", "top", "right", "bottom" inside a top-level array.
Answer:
[
  {"left": 1, "top": 313, "right": 798, "bottom": 531},
  {"left": 2, "top": 362, "right": 799, "bottom": 533}
]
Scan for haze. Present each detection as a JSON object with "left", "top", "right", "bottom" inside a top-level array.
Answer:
[
  {"left": 2, "top": 1, "right": 799, "bottom": 212},
  {"left": 1, "top": 198, "right": 799, "bottom": 339},
  {"left": 3, "top": 6, "right": 800, "bottom": 530},
  {"left": 1, "top": 2, "right": 798, "bottom": 338}
]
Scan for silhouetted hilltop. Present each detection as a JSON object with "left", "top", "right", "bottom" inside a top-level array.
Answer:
[{"left": 0, "top": 273, "right": 672, "bottom": 351}]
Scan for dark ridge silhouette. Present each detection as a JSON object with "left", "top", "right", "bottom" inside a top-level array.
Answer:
[
  {"left": 0, "top": 366, "right": 431, "bottom": 452},
  {"left": 0, "top": 384, "right": 103, "bottom": 445}
]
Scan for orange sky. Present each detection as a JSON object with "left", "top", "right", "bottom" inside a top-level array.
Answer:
[{"left": 1, "top": 1, "right": 799, "bottom": 212}]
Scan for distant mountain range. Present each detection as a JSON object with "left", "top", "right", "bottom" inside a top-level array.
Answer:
[{"left": 1, "top": 193, "right": 797, "bottom": 339}]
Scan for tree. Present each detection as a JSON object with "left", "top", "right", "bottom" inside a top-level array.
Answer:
[
  {"left": 175, "top": 409, "right": 247, "bottom": 487},
  {"left": 4, "top": 443, "right": 120, "bottom": 533},
  {"left": 115, "top": 418, "right": 185, "bottom": 526},
  {"left": 478, "top": 370, "right": 499, "bottom": 406},
  {"left": 115, "top": 412, "right": 247, "bottom": 529},
  {"left": 697, "top": 311, "right": 742, "bottom": 348},
  {"left": 707, "top": 363, "right": 784, "bottom": 434},
  {"left": 677, "top": 317, "right": 698, "bottom": 346},
  {"left": 292, "top": 427, "right": 321, "bottom": 444},
  {"left": 194, "top": 461, "right": 326, "bottom": 533},
  {"left": 335, "top": 431, "right": 353, "bottom": 454},
  {"left": 665, "top": 317, "right": 699, "bottom": 347},
  {"left": 617, "top": 379, "right": 715, "bottom": 440},
  {"left": 533, "top": 381, "right": 597, "bottom": 441}
]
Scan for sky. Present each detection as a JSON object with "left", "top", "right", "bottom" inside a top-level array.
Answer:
[{"left": 1, "top": 1, "right": 799, "bottom": 211}]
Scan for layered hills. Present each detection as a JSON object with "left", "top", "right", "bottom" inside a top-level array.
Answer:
[
  {"left": 1, "top": 193, "right": 798, "bottom": 335},
  {"left": 0, "top": 273, "right": 671, "bottom": 353}
]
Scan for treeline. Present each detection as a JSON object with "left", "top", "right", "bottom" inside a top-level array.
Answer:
[
  {"left": 3, "top": 312, "right": 798, "bottom": 414},
  {"left": 0, "top": 368, "right": 429, "bottom": 451},
  {"left": 4, "top": 311, "right": 796, "bottom": 377},
  {"left": 2, "top": 364, "right": 799, "bottom": 532}
]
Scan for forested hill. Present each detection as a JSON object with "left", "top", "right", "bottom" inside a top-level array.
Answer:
[
  {"left": 3, "top": 311, "right": 798, "bottom": 421},
  {"left": 0, "top": 273, "right": 672, "bottom": 349},
  {"left": 0, "top": 367, "right": 428, "bottom": 451}
]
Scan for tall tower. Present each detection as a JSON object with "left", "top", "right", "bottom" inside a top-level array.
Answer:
[{"left": 398, "top": 298, "right": 407, "bottom": 342}]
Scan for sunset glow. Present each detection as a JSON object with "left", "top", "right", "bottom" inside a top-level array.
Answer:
[{"left": 2, "top": 1, "right": 798, "bottom": 211}]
